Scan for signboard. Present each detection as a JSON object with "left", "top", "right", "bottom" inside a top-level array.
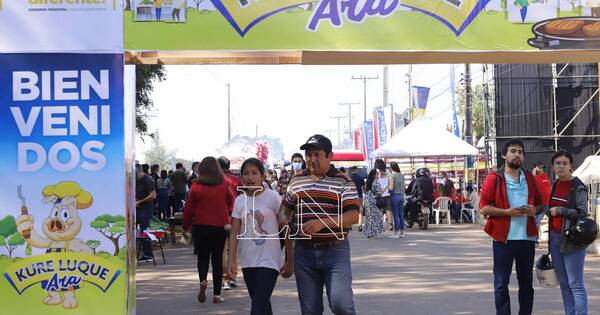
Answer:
[
  {"left": 364, "top": 120, "right": 374, "bottom": 161},
  {"left": 0, "top": 0, "right": 123, "bottom": 53},
  {"left": 0, "top": 54, "right": 126, "bottom": 315},
  {"left": 124, "top": 0, "right": 600, "bottom": 51},
  {"left": 376, "top": 110, "right": 387, "bottom": 147}
]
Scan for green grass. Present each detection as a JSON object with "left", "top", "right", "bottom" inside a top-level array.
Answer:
[
  {"left": 123, "top": 9, "right": 577, "bottom": 51},
  {"left": 0, "top": 256, "right": 126, "bottom": 315}
]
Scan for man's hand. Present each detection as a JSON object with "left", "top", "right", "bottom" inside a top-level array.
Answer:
[
  {"left": 523, "top": 205, "right": 536, "bottom": 217},
  {"left": 507, "top": 207, "right": 527, "bottom": 217},
  {"left": 302, "top": 219, "right": 326, "bottom": 235},
  {"left": 228, "top": 261, "right": 238, "bottom": 279},
  {"left": 549, "top": 207, "right": 559, "bottom": 217}
]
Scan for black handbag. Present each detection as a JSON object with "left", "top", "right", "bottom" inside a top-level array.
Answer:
[{"left": 375, "top": 196, "right": 386, "bottom": 208}]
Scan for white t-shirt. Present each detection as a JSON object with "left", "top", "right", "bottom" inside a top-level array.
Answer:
[
  {"left": 232, "top": 189, "right": 283, "bottom": 271},
  {"left": 378, "top": 171, "right": 390, "bottom": 197}
]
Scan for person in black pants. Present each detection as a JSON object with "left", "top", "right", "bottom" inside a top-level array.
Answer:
[
  {"left": 183, "top": 157, "right": 235, "bottom": 304},
  {"left": 136, "top": 164, "right": 156, "bottom": 262}
]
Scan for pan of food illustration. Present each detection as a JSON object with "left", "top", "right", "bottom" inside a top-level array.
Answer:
[{"left": 528, "top": 17, "right": 600, "bottom": 50}]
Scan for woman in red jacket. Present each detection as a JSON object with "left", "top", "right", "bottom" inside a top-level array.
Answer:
[{"left": 183, "top": 156, "right": 235, "bottom": 304}]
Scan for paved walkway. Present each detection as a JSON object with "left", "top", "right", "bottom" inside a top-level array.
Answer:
[{"left": 137, "top": 224, "right": 600, "bottom": 314}]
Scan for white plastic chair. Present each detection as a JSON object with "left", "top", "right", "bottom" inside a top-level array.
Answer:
[
  {"left": 433, "top": 197, "right": 452, "bottom": 225},
  {"left": 461, "top": 203, "right": 480, "bottom": 224}
]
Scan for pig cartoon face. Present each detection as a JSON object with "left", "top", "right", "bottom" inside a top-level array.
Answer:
[{"left": 41, "top": 196, "right": 82, "bottom": 242}]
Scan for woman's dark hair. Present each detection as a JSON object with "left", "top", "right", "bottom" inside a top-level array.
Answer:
[
  {"left": 441, "top": 179, "right": 454, "bottom": 197},
  {"left": 291, "top": 152, "right": 306, "bottom": 169},
  {"left": 550, "top": 150, "right": 574, "bottom": 168},
  {"left": 142, "top": 163, "right": 150, "bottom": 174},
  {"left": 241, "top": 157, "right": 265, "bottom": 179},
  {"left": 160, "top": 169, "right": 168, "bottom": 179},
  {"left": 374, "top": 159, "right": 386, "bottom": 172},
  {"left": 366, "top": 169, "right": 378, "bottom": 191},
  {"left": 197, "top": 156, "right": 224, "bottom": 186},
  {"left": 501, "top": 139, "right": 525, "bottom": 156},
  {"left": 390, "top": 162, "right": 401, "bottom": 173}
]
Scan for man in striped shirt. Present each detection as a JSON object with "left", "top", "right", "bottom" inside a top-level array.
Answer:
[{"left": 279, "top": 134, "right": 359, "bottom": 315}]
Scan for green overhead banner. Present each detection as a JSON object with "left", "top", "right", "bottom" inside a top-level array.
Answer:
[{"left": 124, "top": 0, "right": 600, "bottom": 51}]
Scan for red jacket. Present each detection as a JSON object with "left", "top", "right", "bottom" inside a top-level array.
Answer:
[
  {"left": 480, "top": 168, "right": 542, "bottom": 242},
  {"left": 534, "top": 173, "right": 551, "bottom": 206},
  {"left": 183, "top": 181, "right": 235, "bottom": 231}
]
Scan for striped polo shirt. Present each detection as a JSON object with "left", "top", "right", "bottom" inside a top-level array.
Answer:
[{"left": 282, "top": 165, "right": 360, "bottom": 240}]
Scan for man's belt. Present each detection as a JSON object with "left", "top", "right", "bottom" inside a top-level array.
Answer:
[{"left": 296, "top": 239, "right": 346, "bottom": 249}]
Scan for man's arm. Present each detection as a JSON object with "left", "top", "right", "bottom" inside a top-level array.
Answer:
[
  {"left": 301, "top": 210, "right": 359, "bottom": 235},
  {"left": 481, "top": 205, "right": 527, "bottom": 217}
]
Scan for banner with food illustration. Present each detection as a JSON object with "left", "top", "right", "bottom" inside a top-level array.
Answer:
[
  {"left": 0, "top": 54, "right": 126, "bottom": 315},
  {"left": 124, "top": 0, "right": 600, "bottom": 50}
]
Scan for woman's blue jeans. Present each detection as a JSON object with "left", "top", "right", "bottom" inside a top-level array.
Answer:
[
  {"left": 390, "top": 193, "right": 405, "bottom": 231},
  {"left": 549, "top": 231, "right": 588, "bottom": 315}
]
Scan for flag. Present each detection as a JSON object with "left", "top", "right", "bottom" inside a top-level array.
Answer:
[
  {"left": 376, "top": 109, "right": 387, "bottom": 147},
  {"left": 450, "top": 65, "right": 461, "bottom": 137},
  {"left": 411, "top": 86, "right": 430, "bottom": 119},
  {"left": 364, "top": 120, "right": 374, "bottom": 161}
]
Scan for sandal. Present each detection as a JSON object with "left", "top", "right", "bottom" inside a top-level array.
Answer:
[{"left": 197, "top": 280, "right": 207, "bottom": 303}]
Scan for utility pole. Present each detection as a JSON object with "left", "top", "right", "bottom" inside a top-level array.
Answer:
[
  {"left": 464, "top": 64, "right": 473, "bottom": 145},
  {"left": 407, "top": 65, "right": 413, "bottom": 122},
  {"left": 330, "top": 115, "right": 347, "bottom": 146},
  {"left": 352, "top": 74, "right": 379, "bottom": 123},
  {"left": 339, "top": 101, "right": 360, "bottom": 145},
  {"left": 227, "top": 83, "right": 231, "bottom": 141}
]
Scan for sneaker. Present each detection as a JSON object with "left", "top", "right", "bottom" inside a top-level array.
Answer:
[
  {"left": 400, "top": 230, "right": 405, "bottom": 238},
  {"left": 213, "top": 296, "right": 224, "bottom": 304},
  {"left": 229, "top": 279, "right": 238, "bottom": 288},
  {"left": 137, "top": 256, "right": 153, "bottom": 263},
  {"left": 222, "top": 281, "right": 231, "bottom": 291},
  {"left": 388, "top": 231, "right": 400, "bottom": 239}
]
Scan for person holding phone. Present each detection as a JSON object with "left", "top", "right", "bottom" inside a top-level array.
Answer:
[{"left": 480, "top": 139, "right": 544, "bottom": 315}]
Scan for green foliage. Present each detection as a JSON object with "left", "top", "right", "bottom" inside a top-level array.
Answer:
[
  {"left": 456, "top": 84, "right": 495, "bottom": 141},
  {"left": 108, "top": 225, "right": 125, "bottom": 234},
  {"left": 85, "top": 240, "right": 101, "bottom": 249},
  {"left": 0, "top": 215, "right": 17, "bottom": 237},
  {"left": 91, "top": 220, "right": 108, "bottom": 229},
  {"left": 8, "top": 233, "right": 24, "bottom": 246},
  {"left": 25, "top": 244, "right": 31, "bottom": 257},
  {"left": 97, "top": 251, "right": 112, "bottom": 259},
  {"left": 136, "top": 65, "right": 166, "bottom": 138}
]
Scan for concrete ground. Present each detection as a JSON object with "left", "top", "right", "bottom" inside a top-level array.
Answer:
[{"left": 136, "top": 224, "right": 600, "bottom": 315}]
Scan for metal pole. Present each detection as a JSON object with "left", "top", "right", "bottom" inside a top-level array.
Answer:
[
  {"left": 227, "top": 83, "right": 231, "bottom": 141},
  {"left": 407, "top": 65, "right": 413, "bottom": 121},
  {"left": 552, "top": 64, "right": 559, "bottom": 151},
  {"left": 352, "top": 75, "right": 379, "bottom": 123},
  {"left": 339, "top": 102, "right": 360, "bottom": 145}
]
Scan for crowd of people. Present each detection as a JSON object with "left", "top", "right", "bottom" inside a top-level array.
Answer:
[{"left": 133, "top": 135, "right": 596, "bottom": 315}]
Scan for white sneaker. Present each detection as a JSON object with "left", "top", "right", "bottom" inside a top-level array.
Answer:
[
  {"left": 388, "top": 231, "right": 400, "bottom": 239},
  {"left": 222, "top": 282, "right": 231, "bottom": 291},
  {"left": 399, "top": 230, "right": 405, "bottom": 238}
]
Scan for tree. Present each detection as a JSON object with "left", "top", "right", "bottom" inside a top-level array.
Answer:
[
  {"left": 25, "top": 244, "right": 32, "bottom": 257},
  {"left": 144, "top": 131, "right": 176, "bottom": 170},
  {"left": 85, "top": 240, "right": 102, "bottom": 255},
  {"left": 456, "top": 84, "right": 494, "bottom": 141},
  {"left": 136, "top": 65, "right": 166, "bottom": 139},
  {"left": 0, "top": 215, "right": 24, "bottom": 260},
  {"left": 192, "top": 0, "right": 204, "bottom": 10},
  {"left": 90, "top": 215, "right": 126, "bottom": 256}
]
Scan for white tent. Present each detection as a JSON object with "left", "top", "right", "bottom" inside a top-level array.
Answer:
[
  {"left": 373, "top": 117, "right": 478, "bottom": 158},
  {"left": 573, "top": 155, "right": 600, "bottom": 185}
]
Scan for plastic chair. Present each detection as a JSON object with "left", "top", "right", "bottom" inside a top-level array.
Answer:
[
  {"left": 461, "top": 204, "right": 480, "bottom": 224},
  {"left": 433, "top": 197, "right": 452, "bottom": 225}
]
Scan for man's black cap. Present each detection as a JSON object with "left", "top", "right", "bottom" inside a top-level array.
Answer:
[{"left": 300, "top": 134, "right": 332, "bottom": 153}]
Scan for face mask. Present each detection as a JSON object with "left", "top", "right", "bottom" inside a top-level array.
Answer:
[{"left": 293, "top": 162, "right": 303, "bottom": 171}]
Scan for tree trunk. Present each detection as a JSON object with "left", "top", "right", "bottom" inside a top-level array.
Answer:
[
  {"left": 125, "top": 0, "right": 131, "bottom": 11},
  {"left": 111, "top": 238, "right": 120, "bottom": 256}
]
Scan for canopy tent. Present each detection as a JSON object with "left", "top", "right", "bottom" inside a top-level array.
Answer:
[
  {"left": 573, "top": 156, "right": 600, "bottom": 186},
  {"left": 373, "top": 117, "right": 478, "bottom": 158}
]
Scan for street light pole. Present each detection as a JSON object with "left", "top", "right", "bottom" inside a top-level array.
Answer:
[{"left": 339, "top": 101, "right": 360, "bottom": 146}]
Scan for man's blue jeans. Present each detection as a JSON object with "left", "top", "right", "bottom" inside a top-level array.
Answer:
[
  {"left": 493, "top": 240, "right": 535, "bottom": 315},
  {"left": 549, "top": 231, "right": 588, "bottom": 315},
  {"left": 294, "top": 240, "right": 356, "bottom": 315},
  {"left": 390, "top": 193, "right": 405, "bottom": 231}
]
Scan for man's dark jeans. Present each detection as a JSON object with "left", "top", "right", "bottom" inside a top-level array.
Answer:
[
  {"left": 493, "top": 240, "right": 535, "bottom": 315},
  {"left": 136, "top": 209, "right": 153, "bottom": 257}
]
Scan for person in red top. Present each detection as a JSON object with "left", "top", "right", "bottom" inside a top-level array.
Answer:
[
  {"left": 479, "top": 139, "right": 544, "bottom": 315},
  {"left": 547, "top": 150, "right": 590, "bottom": 315},
  {"left": 532, "top": 161, "right": 551, "bottom": 205},
  {"left": 183, "top": 156, "right": 235, "bottom": 304}
]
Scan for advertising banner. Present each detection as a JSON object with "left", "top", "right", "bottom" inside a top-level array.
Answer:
[
  {"left": 450, "top": 66, "right": 461, "bottom": 138},
  {"left": 123, "top": 0, "right": 600, "bottom": 51},
  {"left": 411, "top": 86, "right": 430, "bottom": 120},
  {"left": 0, "top": 1, "right": 123, "bottom": 53},
  {"left": 373, "top": 112, "right": 380, "bottom": 150},
  {"left": 364, "top": 120, "right": 374, "bottom": 161},
  {"left": 354, "top": 129, "right": 361, "bottom": 150},
  {"left": 376, "top": 109, "right": 387, "bottom": 147},
  {"left": 0, "top": 54, "right": 126, "bottom": 315}
]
